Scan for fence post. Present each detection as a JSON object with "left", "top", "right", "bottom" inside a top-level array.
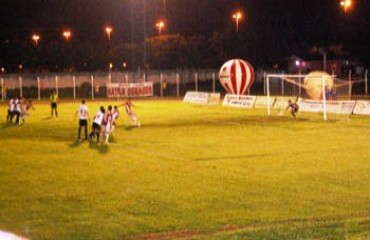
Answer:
[
  {"left": 1, "top": 77, "right": 3, "bottom": 102},
  {"left": 195, "top": 72, "right": 198, "bottom": 92},
  {"left": 55, "top": 75, "right": 59, "bottom": 96},
  {"left": 176, "top": 72, "right": 180, "bottom": 97},
  {"left": 267, "top": 75, "right": 271, "bottom": 116},
  {"left": 281, "top": 77, "right": 284, "bottom": 96},
  {"left": 19, "top": 75, "right": 23, "bottom": 98},
  {"left": 73, "top": 75, "right": 76, "bottom": 100},
  {"left": 37, "top": 77, "right": 41, "bottom": 100},
  {"left": 365, "top": 69, "right": 368, "bottom": 95},
  {"left": 322, "top": 75, "right": 327, "bottom": 121},
  {"left": 298, "top": 70, "right": 302, "bottom": 96},
  {"left": 91, "top": 75, "right": 94, "bottom": 100},
  {"left": 212, "top": 72, "right": 216, "bottom": 93},
  {"left": 160, "top": 73, "right": 163, "bottom": 97},
  {"left": 263, "top": 72, "right": 266, "bottom": 95},
  {"left": 349, "top": 70, "right": 352, "bottom": 99}
]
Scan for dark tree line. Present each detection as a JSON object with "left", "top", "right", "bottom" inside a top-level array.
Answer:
[{"left": 1, "top": 0, "right": 370, "bottom": 72}]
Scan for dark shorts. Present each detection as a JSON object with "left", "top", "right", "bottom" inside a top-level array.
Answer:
[
  {"left": 51, "top": 102, "right": 57, "bottom": 109},
  {"left": 79, "top": 119, "right": 88, "bottom": 127},
  {"left": 92, "top": 122, "right": 101, "bottom": 131}
]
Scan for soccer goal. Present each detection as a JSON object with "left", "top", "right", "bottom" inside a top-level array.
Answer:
[{"left": 265, "top": 72, "right": 355, "bottom": 120}]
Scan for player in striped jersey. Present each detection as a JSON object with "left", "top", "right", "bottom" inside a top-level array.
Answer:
[
  {"left": 124, "top": 98, "right": 140, "bottom": 127},
  {"left": 102, "top": 105, "right": 113, "bottom": 144},
  {"left": 110, "top": 105, "right": 120, "bottom": 134}
]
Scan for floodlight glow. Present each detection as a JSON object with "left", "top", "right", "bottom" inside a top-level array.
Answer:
[
  {"left": 63, "top": 30, "right": 72, "bottom": 41},
  {"left": 232, "top": 11, "right": 243, "bottom": 32},
  {"left": 32, "top": 34, "right": 40, "bottom": 46},
  {"left": 340, "top": 0, "right": 352, "bottom": 12},
  {"left": 105, "top": 26, "right": 113, "bottom": 41},
  {"left": 156, "top": 20, "right": 165, "bottom": 35}
]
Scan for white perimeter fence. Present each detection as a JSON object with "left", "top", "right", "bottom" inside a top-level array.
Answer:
[{"left": 0, "top": 69, "right": 223, "bottom": 101}]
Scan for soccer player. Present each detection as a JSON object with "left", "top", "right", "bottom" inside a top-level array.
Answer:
[
  {"left": 110, "top": 105, "right": 120, "bottom": 134},
  {"left": 124, "top": 98, "right": 140, "bottom": 127},
  {"left": 89, "top": 106, "right": 105, "bottom": 142},
  {"left": 50, "top": 91, "right": 58, "bottom": 117},
  {"left": 20, "top": 98, "right": 35, "bottom": 124},
  {"left": 286, "top": 99, "right": 299, "bottom": 117},
  {"left": 13, "top": 98, "right": 22, "bottom": 125},
  {"left": 74, "top": 100, "right": 90, "bottom": 140},
  {"left": 6, "top": 97, "right": 15, "bottom": 123},
  {"left": 102, "top": 105, "right": 113, "bottom": 144}
]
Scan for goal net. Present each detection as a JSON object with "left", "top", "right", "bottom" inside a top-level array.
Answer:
[{"left": 265, "top": 72, "right": 355, "bottom": 120}]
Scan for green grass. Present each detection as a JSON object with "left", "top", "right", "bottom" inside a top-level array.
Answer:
[{"left": 1, "top": 99, "right": 370, "bottom": 239}]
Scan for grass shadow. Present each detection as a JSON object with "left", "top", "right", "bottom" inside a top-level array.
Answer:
[
  {"left": 69, "top": 139, "right": 85, "bottom": 148},
  {"left": 88, "top": 140, "right": 110, "bottom": 154},
  {"left": 1, "top": 123, "right": 13, "bottom": 128},
  {"left": 123, "top": 125, "right": 139, "bottom": 131}
]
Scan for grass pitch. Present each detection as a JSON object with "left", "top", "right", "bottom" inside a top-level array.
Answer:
[{"left": 1, "top": 99, "right": 370, "bottom": 240}]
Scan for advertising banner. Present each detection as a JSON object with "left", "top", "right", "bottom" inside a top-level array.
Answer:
[
  {"left": 183, "top": 91, "right": 221, "bottom": 105},
  {"left": 353, "top": 100, "right": 370, "bottom": 115},
  {"left": 107, "top": 82, "right": 153, "bottom": 98},
  {"left": 222, "top": 94, "right": 256, "bottom": 108},
  {"left": 297, "top": 98, "right": 356, "bottom": 115}
]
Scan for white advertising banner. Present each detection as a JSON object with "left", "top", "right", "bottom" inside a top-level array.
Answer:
[
  {"left": 183, "top": 91, "right": 220, "bottom": 105},
  {"left": 254, "top": 96, "right": 276, "bottom": 108},
  {"left": 107, "top": 82, "right": 153, "bottom": 98},
  {"left": 353, "top": 100, "right": 370, "bottom": 115},
  {"left": 297, "top": 98, "right": 356, "bottom": 115},
  {"left": 222, "top": 94, "right": 256, "bottom": 108},
  {"left": 273, "top": 96, "right": 297, "bottom": 109}
]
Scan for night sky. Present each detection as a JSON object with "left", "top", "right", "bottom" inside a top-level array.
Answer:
[{"left": 1, "top": 0, "right": 370, "bottom": 71}]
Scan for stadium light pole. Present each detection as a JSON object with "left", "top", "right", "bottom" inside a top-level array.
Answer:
[
  {"left": 32, "top": 34, "right": 40, "bottom": 72},
  {"left": 105, "top": 26, "right": 113, "bottom": 83},
  {"left": 156, "top": 20, "right": 165, "bottom": 35},
  {"left": 62, "top": 30, "right": 72, "bottom": 71},
  {"left": 232, "top": 11, "right": 242, "bottom": 32}
]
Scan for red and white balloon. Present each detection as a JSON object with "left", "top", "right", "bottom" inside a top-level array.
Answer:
[{"left": 219, "top": 59, "right": 255, "bottom": 95}]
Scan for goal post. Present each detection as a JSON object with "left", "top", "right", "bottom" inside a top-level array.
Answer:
[{"left": 265, "top": 73, "right": 354, "bottom": 121}]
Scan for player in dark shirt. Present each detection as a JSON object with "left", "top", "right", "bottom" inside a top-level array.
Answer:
[{"left": 286, "top": 99, "right": 299, "bottom": 117}]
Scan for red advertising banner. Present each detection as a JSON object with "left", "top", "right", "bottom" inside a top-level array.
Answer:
[{"left": 107, "top": 82, "right": 153, "bottom": 98}]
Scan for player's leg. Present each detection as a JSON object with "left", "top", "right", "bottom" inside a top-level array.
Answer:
[
  {"left": 96, "top": 127, "right": 101, "bottom": 142},
  {"left": 6, "top": 110, "right": 11, "bottom": 123},
  {"left": 78, "top": 120, "right": 82, "bottom": 139}
]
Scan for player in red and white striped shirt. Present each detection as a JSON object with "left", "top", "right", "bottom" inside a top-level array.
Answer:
[{"left": 102, "top": 105, "right": 113, "bottom": 144}]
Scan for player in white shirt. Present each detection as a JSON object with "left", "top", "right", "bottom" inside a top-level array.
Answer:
[
  {"left": 89, "top": 106, "right": 105, "bottom": 142},
  {"left": 6, "top": 98, "right": 15, "bottom": 123},
  {"left": 13, "top": 98, "right": 22, "bottom": 125},
  {"left": 74, "top": 100, "right": 90, "bottom": 140}
]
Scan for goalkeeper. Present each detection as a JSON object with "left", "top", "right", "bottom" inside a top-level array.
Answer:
[{"left": 286, "top": 99, "right": 299, "bottom": 117}]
